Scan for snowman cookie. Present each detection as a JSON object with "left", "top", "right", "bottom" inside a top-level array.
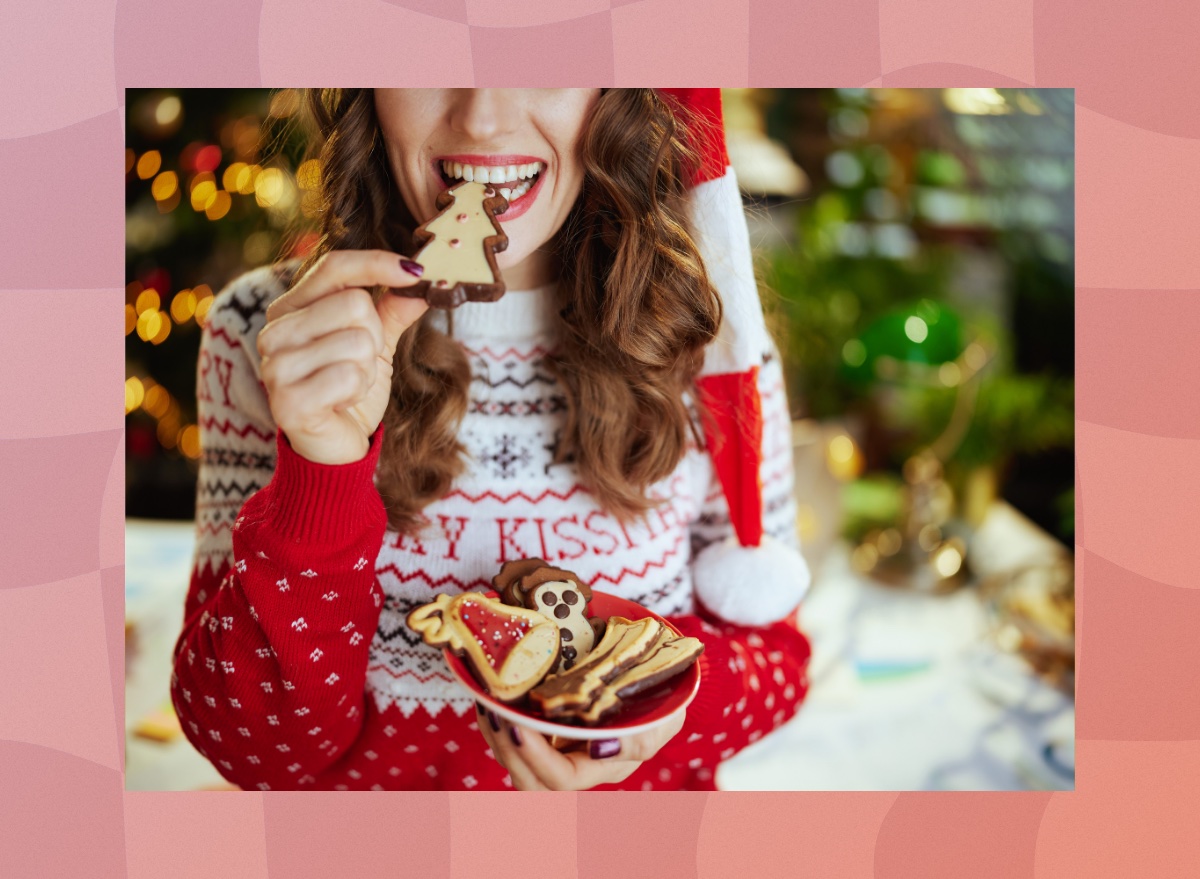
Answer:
[{"left": 494, "top": 560, "right": 596, "bottom": 672}]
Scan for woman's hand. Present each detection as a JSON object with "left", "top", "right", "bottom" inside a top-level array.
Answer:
[
  {"left": 257, "top": 251, "right": 427, "bottom": 465},
  {"left": 475, "top": 703, "right": 686, "bottom": 790}
]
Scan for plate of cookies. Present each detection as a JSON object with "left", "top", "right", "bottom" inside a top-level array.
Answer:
[{"left": 406, "top": 558, "right": 703, "bottom": 740}]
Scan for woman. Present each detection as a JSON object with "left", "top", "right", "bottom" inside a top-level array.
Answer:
[{"left": 174, "top": 88, "right": 811, "bottom": 791}]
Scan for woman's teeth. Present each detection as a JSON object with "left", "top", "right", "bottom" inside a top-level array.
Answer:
[{"left": 440, "top": 160, "right": 543, "bottom": 201}]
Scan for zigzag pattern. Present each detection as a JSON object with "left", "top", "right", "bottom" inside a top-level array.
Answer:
[
  {"left": 470, "top": 373, "right": 556, "bottom": 389},
  {"left": 204, "top": 324, "right": 246, "bottom": 351},
  {"left": 366, "top": 664, "right": 457, "bottom": 685},
  {"left": 462, "top": 345, "right": 547, "bottom": 362},
  {"left": 198, "top": 478, "right": 264, "bottom": 498},
  {"left": 443, "top": 484, "right": 587, "bottom": 504},
  {"left": 588, "top": 532, "right": 688, "bottom": 587},
  {"left": 375, "top": 565, "right": 492, "bottom": 592},
  {"left": 199, "top": 416, "right": 276, "bottom": 442}
]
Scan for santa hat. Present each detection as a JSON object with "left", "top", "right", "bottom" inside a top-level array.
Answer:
[{"left": 657, "top": 88, "right": 810, "bottom": 627}]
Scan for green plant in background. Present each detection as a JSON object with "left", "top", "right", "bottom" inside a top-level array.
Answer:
[{"left": 760, "top": 88, "right": 1074, "bottom": 545}]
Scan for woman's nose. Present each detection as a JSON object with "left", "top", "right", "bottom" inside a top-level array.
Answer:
[{"left": 448, "top": 89, "right": 521, "bottom": 143}]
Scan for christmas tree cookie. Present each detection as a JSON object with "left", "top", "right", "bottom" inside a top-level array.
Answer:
[{"left": 402, "top": 181, "right": 509, "bottom": 309}]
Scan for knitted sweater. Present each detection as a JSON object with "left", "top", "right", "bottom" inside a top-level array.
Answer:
[{"left": 172, "top": 262, "right": 812, "bottom": 791}]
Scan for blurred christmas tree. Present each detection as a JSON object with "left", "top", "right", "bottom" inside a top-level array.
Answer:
[{"left": 125, "top": 89, "right": 314, "bottom": 519}]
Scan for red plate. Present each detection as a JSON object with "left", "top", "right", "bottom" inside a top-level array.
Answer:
[{"left": 443, "top": 590, "right": 702, "bottom": 741}]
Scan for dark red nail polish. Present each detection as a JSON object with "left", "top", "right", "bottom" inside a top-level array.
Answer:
[
  {"left": 487, "top": 710, "right": 501, "bottom": 733},
  {"left": 589, "top": 739, "right": 621, "bottom": 760},
  {"left": 509, "top": 725, "right": 523, "bottom": 747},
  {"left": 399, "top": 258, "right": 424, "bottom": 277}
]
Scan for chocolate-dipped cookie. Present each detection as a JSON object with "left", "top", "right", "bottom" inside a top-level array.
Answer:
[{"left": 398, "top": 180, "right": 508, "bottom": 309}]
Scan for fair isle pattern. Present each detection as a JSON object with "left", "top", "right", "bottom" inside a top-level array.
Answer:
[{"left": 178, "top": 264, "right": 812, "bottom": 790}]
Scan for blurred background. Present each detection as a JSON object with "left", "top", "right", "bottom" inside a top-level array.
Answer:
[{"left": 126, "top": 89, "right": 1075, "bottom": 791}]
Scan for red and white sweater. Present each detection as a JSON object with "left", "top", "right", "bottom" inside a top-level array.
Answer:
[{"left": 173, "top": 262, "right": 812, "bottom": 791}]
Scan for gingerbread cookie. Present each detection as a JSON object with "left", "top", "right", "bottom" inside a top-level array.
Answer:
[
  {"left": 406, "top": 592, "right": 560, "bottom": 702},
  {"left": 398, "top": 181, "right": 508, "bottom": 309},
  {"left": 575, "top": 630, "right": 705, "bottom": 724},
  {"left": 528, "top": 616, "right": 663, "bottom": 719},
  {"left": 498, "top": 562, "right": 596, "bottom": 673}
]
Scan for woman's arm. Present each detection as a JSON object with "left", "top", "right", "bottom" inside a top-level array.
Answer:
[{"left": 172, "top": 429, "right": 388, "bottom": 790}]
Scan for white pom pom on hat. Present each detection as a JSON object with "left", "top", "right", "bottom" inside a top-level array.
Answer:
[{"left": 657, "top": 89, "right": 811, "bottom": 626}]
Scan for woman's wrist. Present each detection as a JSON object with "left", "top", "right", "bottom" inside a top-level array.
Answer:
[{"left": 266, "top": 426, "right": 387, "bottom": 543}]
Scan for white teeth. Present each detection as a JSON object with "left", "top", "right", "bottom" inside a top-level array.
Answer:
[
  {"left": 442, "top": 161, "right": 544, "bottom": 185},
  {"left": 499, "top": 187, "right": 511, "bottom": 200}
]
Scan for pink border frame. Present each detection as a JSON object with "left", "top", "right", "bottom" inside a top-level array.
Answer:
[{"left": 2, "top": 0, "right": 1198, "bottom": 874}]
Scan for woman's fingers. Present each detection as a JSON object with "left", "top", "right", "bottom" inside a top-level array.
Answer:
[
  {"left": 477, "top": 707, "right": 549, "bottom": 791},
  {"left": 268, "top": 361, "right": 370, "bottom": 435},
  {"left": 267, "top": 249, "right": 424, "bottom": 322},
  {"left": 259, "top": 288, "right": 383, "bottom": 359},
  {"left": 260, "top": 326, "right": 379, "bottom": 392}
]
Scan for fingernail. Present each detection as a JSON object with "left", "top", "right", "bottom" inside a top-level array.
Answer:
[
  {"left": 399, "top": 258, "right": 424, "bottom": 277},
  {"left": 487, "top": 710, "right": 501, "bottom": 733},
  {"left": 508, "top": 725, "right": 523, "bottom": 747},
  {"left": 590, "top": 739, "right": 621, "bottom": 760}
]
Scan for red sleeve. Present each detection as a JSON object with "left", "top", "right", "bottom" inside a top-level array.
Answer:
[{"left": 171, "top": 428, "right": 388, "bottom": 790}]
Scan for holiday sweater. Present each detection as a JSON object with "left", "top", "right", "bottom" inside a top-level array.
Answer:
[{"left": 173, "top": 262, "right": 812, "bottom": 791}]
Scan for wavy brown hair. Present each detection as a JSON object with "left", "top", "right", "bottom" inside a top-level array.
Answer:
[{"left": 294, "top": 88, "right": 721, "bottom": 533}]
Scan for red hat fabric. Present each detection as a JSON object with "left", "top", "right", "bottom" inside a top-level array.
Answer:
[
  {"left": 656, "top": 88, "right": 810, "bottom": 627},
  {"left": 658, "top": 88, "right": 769, "bottom": 549}
]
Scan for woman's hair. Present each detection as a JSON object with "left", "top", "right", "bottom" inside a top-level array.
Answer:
[{"left": 295, "top": 88, "right": 721, "bottom": 533}]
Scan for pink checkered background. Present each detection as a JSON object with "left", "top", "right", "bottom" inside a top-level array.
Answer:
[{"left": 1, "top": 0, "right": 1197, "bottom": 874}]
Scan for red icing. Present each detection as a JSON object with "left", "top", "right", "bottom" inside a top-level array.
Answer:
[{"left": 458, "top": 599, "right": 532, "bottom": 669}]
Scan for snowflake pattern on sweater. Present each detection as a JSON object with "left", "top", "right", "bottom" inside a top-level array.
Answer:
[{"left": 174, "top": 263, "right": 812, "bottom": 791}]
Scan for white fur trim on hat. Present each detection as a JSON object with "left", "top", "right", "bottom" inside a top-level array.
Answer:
[{"left": 692, "top": 535, "right": 811, "bottom": 627}]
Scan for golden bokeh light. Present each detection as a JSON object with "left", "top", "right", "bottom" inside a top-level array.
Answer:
[
  {"left": 178, "top": 425, "right": 202, "bottom": 459},
  {"left": 135, "top": 288, "right": 161, "bottom": 316},
  {"left": 171, "top": 289, "right": 196, "bottom": 323},
  {"left": 136, "top": 150, "right": 162, "bottom": 180},
  {"left": 157, "top": 415, "right": 180, "bottom": 449},
  {"left": 254, "top": 167, "right": 286, "bottom": 207},
  {"left": 143, "top": 384, "right": 170, "bottom": 419},
  {"left": 236, "top": 164, "right": 260, "bottom": 195},
  {"left": 190, "top": 177, "right": 218, "bottom": 212},
  {"left": 124, "top": 376, "right": 145, "bottom": 413},
  {"left": 151, "top": 171, "right": 178, "bottom": 202},
  {"left": 124, "top": 304, "right": 137, "bottom": 336},
  {"left": 151, "top": 310, "right": 172, "bottom": 344},
  {"left": 205, "top": 190, "right": 232, "bottom": 220},
  {"left": 136, "top": 309, "right": 161, "bottom": 341},
  {"left": 222, "top": 162, "right": 247, "bottom": 193},
  {"left": 826, "top": 433, "right": 865, "bottom": 481},
  {"left": 194, "top": 286, "right": 215, "bottom": 326},
  {"left": 125, "top": 149, "right": 135, "bottom": 175}
]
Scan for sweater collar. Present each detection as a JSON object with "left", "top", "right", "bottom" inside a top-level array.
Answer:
[{"left": 433, "top": 281, "right": 560, "bottom": 343}]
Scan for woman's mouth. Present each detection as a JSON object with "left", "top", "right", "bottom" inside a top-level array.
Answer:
[{"left": 435, "top": 157, "right": 546, "bottom": 221}]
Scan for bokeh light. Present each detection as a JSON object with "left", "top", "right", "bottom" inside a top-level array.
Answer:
[
  {"left": 124, "top": 377, "right": 145, "bottom": 413},
  {"left": 136, "top": 151, "right": 162, "bottom": 180},
  {"left": 151, "top": 171, "right": 178, "bottom": 202}
]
